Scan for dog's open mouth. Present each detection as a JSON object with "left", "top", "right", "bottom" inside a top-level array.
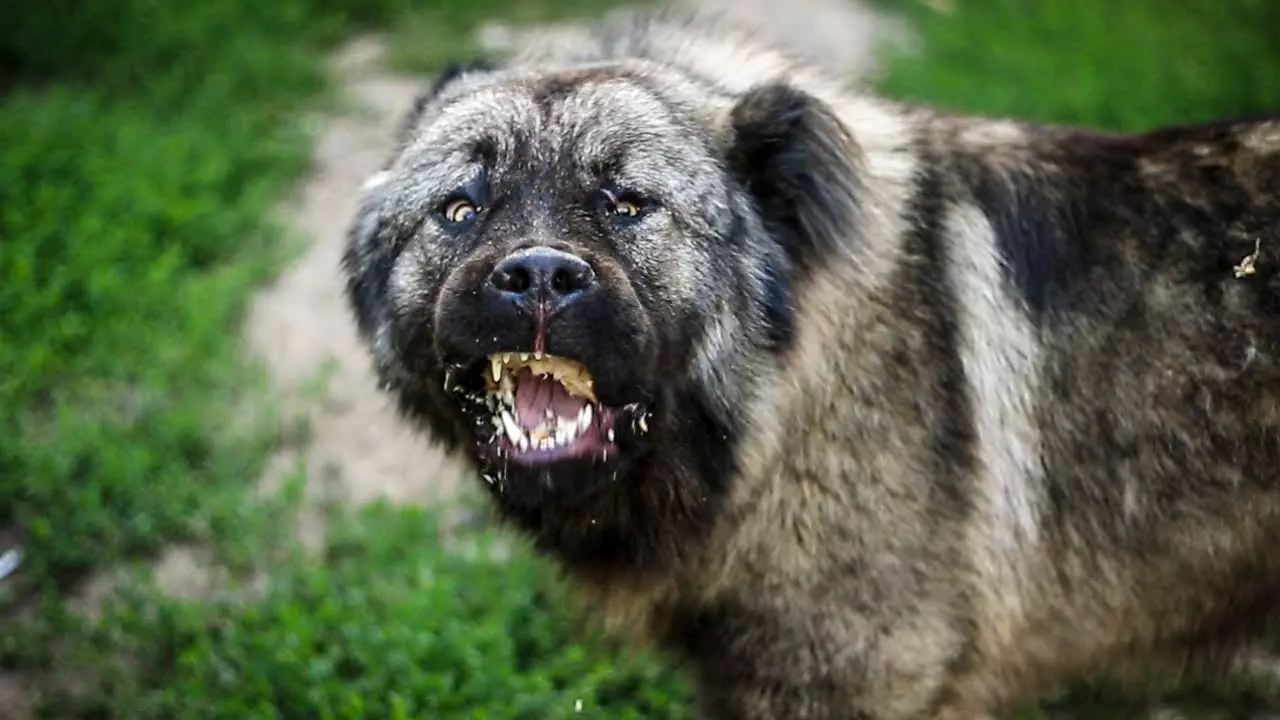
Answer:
[{"left": 479, "top": 352, "right": 635, "bottom": 465}]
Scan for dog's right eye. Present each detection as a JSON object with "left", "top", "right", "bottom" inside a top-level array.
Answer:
[{"left": 442, "top": 198, "right": 479, "bottom": 224}]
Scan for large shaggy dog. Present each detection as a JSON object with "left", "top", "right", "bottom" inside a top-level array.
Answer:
[{"left": 342, "top": 10, "right": 1280, "bottom": 718}]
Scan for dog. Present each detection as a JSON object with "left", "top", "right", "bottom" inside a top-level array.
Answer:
[{"left": 342, "top": 9, "right": 1280, "bottom": 718}]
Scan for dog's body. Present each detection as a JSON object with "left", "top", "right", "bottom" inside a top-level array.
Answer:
[{"left": 343, "top": 10, "right": 1280, "bottom": 718}]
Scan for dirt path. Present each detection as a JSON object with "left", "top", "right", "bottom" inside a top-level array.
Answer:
[
  {"left": 242, "top": 1, "right": 908, "bottom": 540},
  {"left": 243, "top": 40, "right": 475, "bottom": 547},
  {"left": 674, "top": 0, "right": 911, "bottom": 78}
]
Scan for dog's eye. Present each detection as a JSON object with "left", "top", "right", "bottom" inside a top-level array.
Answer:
[
  {"left": 442, "top": 198, "right": 479, "bottom": 224},
  {"left": 601, "top": 189, "right": 646, "bottom": 220},
  {"left": 613, "top": 198, "right": 640, "bottom": 217}
]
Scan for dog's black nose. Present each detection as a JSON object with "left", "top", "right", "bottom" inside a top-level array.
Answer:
[{"left": 489, "top": 247, "right": 596, "bottom": 309}]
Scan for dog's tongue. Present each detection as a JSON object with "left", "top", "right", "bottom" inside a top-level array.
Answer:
[{"left": 514, "top": 367, "right": 590, "bottom": 428}]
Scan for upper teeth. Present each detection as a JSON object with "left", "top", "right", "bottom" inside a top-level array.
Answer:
[
  {"left": 484, "top": 351, "right": 605, "bottom": 453},
  {"left": 485, "top": 352, "right": 596, "bottom": 402}
]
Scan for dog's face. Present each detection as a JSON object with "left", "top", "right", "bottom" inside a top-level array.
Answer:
[{"left": 344, "top": 55, "right": 859, "bottom": 536}]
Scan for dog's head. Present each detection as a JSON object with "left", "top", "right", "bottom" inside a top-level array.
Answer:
[{"left": 343, "top": 22, "right": 862, "bottom": 565}]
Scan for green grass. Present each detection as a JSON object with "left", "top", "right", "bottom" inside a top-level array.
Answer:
[
  {"left": 32, "top": 502, "right": 693, "bottom": 719},
  {"left": 1, "top": 0, "right": 686, "bottom": 717},
  {"left": 379, "top": 0, "right": 642, "bottom": 74},
  {"left": 868, "top": 0, "right": 1280, "bottom": 132},
  {"left": 0, "top": 0, "right": 423, "bottom": 601},
  {"left": 5, "top": 0, "right": 1280, "bottom": 717},
  {"left": 0, "top": 1, "right": 399, "bottom": 710}
]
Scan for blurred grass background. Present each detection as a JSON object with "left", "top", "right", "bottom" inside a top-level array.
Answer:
[
  {"left": 1, "top": 0, "right": 1278, "bottom": 717},
  {"left": 869, "top": 0, "right": 1280, "bottom": 132}
]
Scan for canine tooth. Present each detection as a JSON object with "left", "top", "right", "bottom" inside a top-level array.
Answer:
[
  {"left": 490, "top": 356, "right": 504, "bottom": 383},
  {"left": 501, "top": 410, "right": 524, "bottom": 446},
  {"left": 638, "top": 415, "right": 648, "bottom": 433},
  {"left": 607, "top": 429, "right": 615, "bottom": 443},
  {"left": 580, "top": 404, "right": 594, "bottom": 427}
]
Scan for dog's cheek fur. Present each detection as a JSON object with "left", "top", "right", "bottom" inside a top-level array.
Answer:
[
  {"left": 342, "top": 178, "right": 400, "bottom": 375},
  {"left": 342, "top": 174, "right": 482, "bottom": 455}
]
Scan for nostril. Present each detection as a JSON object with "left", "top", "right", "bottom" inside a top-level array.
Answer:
[
  {"left": 550, "top": 265, "right": 594, "bottom": 295},
  {"left": 490, "top": 266, "right": 531, "bottom": 294},
  {"left": 489, "top": 247, "right": 596, "bottom": 302}
]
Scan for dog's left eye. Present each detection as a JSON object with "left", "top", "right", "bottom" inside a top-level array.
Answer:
[
  {"left": 601, "top": 189, "right": 647, "bottom": 220},
  {"left": 442, "top": 198, "right": 479, "bottom": 224},
  {"left": 612, "top": 198, "right": 640, "bottom": 217}
]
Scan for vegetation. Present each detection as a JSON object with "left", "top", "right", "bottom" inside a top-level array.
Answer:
[
  {"left": 869, "top": 0, "right": 1280, "bottom": 132},
  {"left": 0, "top": 0, "right": 686, "bottom": 717},
  {"left": 2, "top": 0, "right": 1278, "bottom": 716}
]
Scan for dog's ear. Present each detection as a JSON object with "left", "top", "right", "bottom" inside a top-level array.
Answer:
[
  {"left": 396, "top": 59, "right": 503, "bottom": 147},
  {"left": 725, "top": 83, "right": 864, "bottom": 272}
]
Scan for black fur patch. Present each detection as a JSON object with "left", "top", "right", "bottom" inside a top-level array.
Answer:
[
  {"left": 893, "top": 157, "right": 978, "bottom": 519},
  {"left": 964, "top": 157, "right": 1099, "bottom": 320}
]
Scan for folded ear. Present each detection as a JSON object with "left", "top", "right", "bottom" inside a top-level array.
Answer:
[{"left": 725, "top": 83, "right": 863, "bottom": 272}]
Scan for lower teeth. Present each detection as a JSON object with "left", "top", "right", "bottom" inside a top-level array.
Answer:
[{"left": 493, "top": 393, "right": 595, "bottom": 451}]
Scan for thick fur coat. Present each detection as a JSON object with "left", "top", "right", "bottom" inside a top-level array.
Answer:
[{"left": 342, "top": 10, "right": 1280, "bottom": 718}]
